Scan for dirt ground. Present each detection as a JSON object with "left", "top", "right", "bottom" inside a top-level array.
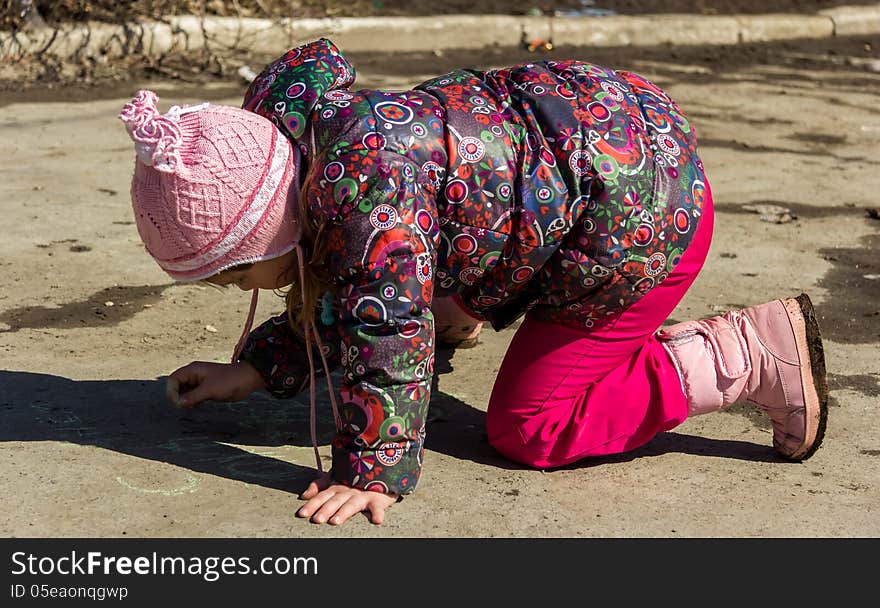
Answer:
[
  {"left": 11, "top": 0, "right": 878, "bottom": 24},
  {"left": 1, "top": 32, "right": 878, "bottom": 537}
]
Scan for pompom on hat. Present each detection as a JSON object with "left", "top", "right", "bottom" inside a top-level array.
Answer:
[{"left": 119, "top": 89, "right": 302, "bottom": 282}]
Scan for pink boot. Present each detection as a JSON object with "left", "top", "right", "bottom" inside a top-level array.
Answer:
[{"left": 658, "top": 293, "right": 828, "bottom": 461}]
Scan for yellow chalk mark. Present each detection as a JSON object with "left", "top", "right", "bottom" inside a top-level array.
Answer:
[{"left": 115, "top": 473, "right": 200, "bottom": 496}]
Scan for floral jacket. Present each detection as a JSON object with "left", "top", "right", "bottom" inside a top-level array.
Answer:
[{"left": 238, "top": 38, "right": 708, "bottom": 495}]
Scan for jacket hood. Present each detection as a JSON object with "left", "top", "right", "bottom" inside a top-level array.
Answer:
[{"left": 242, "top": 38, "right": 356, "bottom": 147}]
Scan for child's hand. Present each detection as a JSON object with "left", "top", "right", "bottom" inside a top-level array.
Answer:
[
  {"left": 297, "top": 474, "right": 399, "bottom": 526},
  {"left": 166, "top": 361, "right": 266, "bottom": 408}
]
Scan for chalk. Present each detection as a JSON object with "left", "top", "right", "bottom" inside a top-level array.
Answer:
[
  {"left": 165, "top": 377, "right": 186, "bottom": 408},
  {"left": 115, "top": 474, "right": 200, "bottom": 496}
]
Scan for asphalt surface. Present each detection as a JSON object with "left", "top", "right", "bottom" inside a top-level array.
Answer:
[{"left": 0, "top": 28, "right": 878, "bottom": 537}]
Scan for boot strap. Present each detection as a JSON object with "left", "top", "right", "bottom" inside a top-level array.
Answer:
[{"left": 657, "top": 317, "right": 751, "bottom": 380}]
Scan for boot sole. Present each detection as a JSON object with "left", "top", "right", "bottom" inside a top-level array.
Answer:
[{"left": 782, "top": 293, "right": 829, "bottom": 461}]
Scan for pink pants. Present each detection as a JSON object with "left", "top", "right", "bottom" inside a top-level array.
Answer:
[{"left": 487, "top": 194, "right": 715, "bottom": 468}]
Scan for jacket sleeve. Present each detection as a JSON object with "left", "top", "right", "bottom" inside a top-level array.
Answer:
[
  {"left": 313, "top": 148, "right": 438, "bottom": 496},
  {"left": 237, "top": 305, "right": 342, "bottom": 399}
]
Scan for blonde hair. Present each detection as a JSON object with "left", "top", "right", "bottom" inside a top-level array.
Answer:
[
  {"left": 282, "top": 196, "right": 333, "bottom": 329},
  {"left": 201, "top": 197, "right": 332, "bottom": 330}
]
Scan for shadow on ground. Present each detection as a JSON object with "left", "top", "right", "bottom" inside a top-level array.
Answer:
[
  {"left": 427, "top": 386, "right": 784, "bottom": 471},
  {"left": 3, "top": 347, "right": 793, "bottom": 496},
  {"left": 0, "top": 284, "right": 173, "bottom": 332},
  {"left": 429, "top": 347, "right": 785, "bottom": 469},
  {"left": 0, "top": 369, "right": 325, "bottom": 495}
]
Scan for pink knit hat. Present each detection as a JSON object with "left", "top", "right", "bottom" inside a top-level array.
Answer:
[{"left": 118, "top": 90, "right": 301, "bottom": 282}]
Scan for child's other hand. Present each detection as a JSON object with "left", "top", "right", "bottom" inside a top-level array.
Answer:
[
  {"left": 297, "top": 474, "right": 398, "bottom": 526},
  {"left": 166, "top": 361, "right": 265, "bottom": 408}
]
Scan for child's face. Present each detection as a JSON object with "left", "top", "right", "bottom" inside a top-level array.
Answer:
[{"left": 205, "top": 250, "right": 297, "bottom": 291}]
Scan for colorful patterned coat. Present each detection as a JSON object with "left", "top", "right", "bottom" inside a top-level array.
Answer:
[{"left": 238, "top": 38, "right": 709, "bottom": 495}]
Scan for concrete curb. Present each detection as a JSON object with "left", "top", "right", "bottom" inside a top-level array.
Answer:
[{"left": 1, "top": 6, "right": 879, "bottom": 63}]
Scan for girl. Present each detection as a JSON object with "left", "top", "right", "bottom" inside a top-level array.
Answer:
[{"left": 120, "top": 38, "right": 827, "bottom": 527}]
